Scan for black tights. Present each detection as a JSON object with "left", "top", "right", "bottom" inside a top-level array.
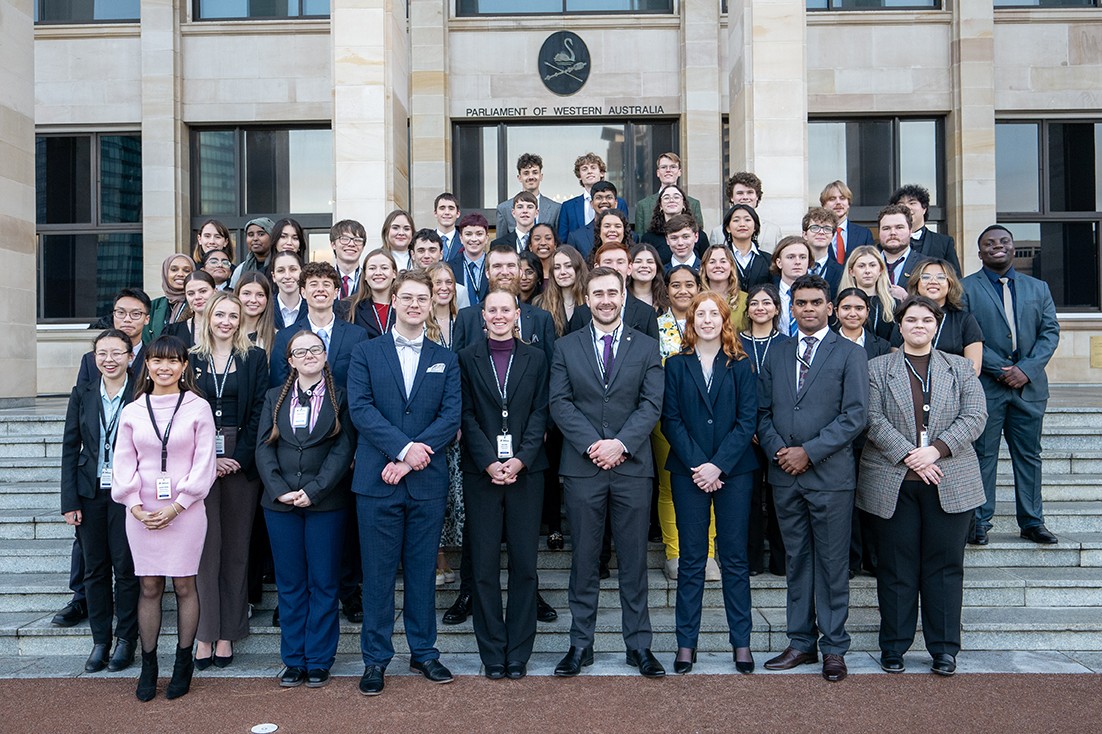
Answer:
[{"left": 138, "top": 576, "right": 199, "bottom": 653}]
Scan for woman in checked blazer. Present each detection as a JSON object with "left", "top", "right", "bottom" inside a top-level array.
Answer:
[{"left": 857, "top": 295, "right": 987, "bottom": 678}]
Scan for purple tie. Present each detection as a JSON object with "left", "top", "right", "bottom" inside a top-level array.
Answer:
[{"left": 601, "top": 334, "right": 614, "bottom": 382}]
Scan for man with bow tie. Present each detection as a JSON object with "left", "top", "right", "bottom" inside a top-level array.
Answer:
[{"left": 347, "top": 269, "right": 461, "bottom": 696}]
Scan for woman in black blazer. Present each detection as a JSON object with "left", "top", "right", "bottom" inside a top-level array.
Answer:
[
  {"left": 459, "top": 288, "right": 550, "bottom": 680},
  {"left": 254, "top": 330, "right": 355, "bottom": 688},
  {"left": 334, "top": 248, "right": 397, "bottom": 338},
  {"left": 662, "top": 292, "right": 758, "bottom": 675},
  {"left": 60, "top": 329, "right": 139, "bottom": 674},
  {"left": 187, "top": 291, "right": 269, "bottom": 668}
]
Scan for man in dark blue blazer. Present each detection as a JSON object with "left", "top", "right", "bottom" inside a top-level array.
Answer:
[
  {"left": 448, "top": 213, "right": 491, "bottom": 307},
  {"left": 757, "top": 274, "right": 868, "bottom": 682},
  {"left": 564, "top": 181, "right": 624, "bottom": 259},
  {"left": 270, "top": 262, "right": 368, "bottom": 389},
  {"left": 802, "top": 207, "right": 845, "bottom": 300},
  {"left": 876, "top": 204, "right": 930, "bottom": 302},
  {"left": 347, "top": 269, "right": 461, "bottom": 696},
  {"left": 820, "top": 180, "right": 873, "bottom": 265},
  {"left": 557, "top": 152, "right": 629, "bottom": 243},
  {"left": 963, "top": 226, "right": 1061, "bottom": 546},
  {"left": 890, "top": 184, "right": 962, "bottom": 275}
]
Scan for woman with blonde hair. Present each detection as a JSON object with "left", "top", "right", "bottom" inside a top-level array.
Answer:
[
  {"left": 700, "top": 244, "right": 748, "bottom": 331},
  {"left": 235, "top": 271, "right": 276, "bottom": 355},
  {"left": 840, "top": 245, "right": 896, "bottom": 343}
]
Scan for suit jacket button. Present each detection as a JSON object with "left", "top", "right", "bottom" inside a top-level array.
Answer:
[
  {"left": 296, "top": 471, "right": 302, "bottom": 477},
  {"left": 794, "top": 406, "right": 800, "bottom": 411},
  {"left": 602, "top": 421, "right": 608, "bottom": 427},
  {"left": 604, "top": 397, "right": 609, "bottom": 403},
  {"left": 707, "top": 419, "right": 713, "bottom": 425},
  {"left": 405, "top": 409, "right": 411, "bottom": 415}
]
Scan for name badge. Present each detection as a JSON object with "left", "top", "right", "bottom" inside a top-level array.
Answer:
[
  {"left": 291, "top": 406, "right": 310, "bottom": 429},
  {"left": 214, "top": 431, "right": 225, "bottom": 456},
  {"left": 919, "top": 430, "right": 929, "bottom": 448},
  {"left": 156, "top": 474, "right": 172, "bottom": 501},
  {"left": 497, "top": 434, "right": 514, "bottom": 460},
  {"left": 100, "top": 464, "right": 112, "bottom": 489}
]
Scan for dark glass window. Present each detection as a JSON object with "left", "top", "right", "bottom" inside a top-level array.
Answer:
[
  {"left": 457, "top": 0, "right": 672, "bottom": 15},
  {"left": 35, "top": 134, "right": 142, "bottom": 322},
  {"left": 995, "top": 0, "right": 1097, "bottom": 7},
  {"left": 35, "top": 0, "right": 139, "bottom": 23},
  {"left": 996, "top": 120, "right": 1102, "bottom": 311},
  {"left": 807, "top": 0, "right": 939, "bottom": 8},
  {"left": 194, "top": 0, "right": 329, "bottom": 20},
  {"left": 452, "top": 119, "right": 678, "bottom": 226}
]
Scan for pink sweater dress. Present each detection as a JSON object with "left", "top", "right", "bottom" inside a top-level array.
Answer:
[{"left": 111, "top": 392, "right": 218, "bottom": 576}]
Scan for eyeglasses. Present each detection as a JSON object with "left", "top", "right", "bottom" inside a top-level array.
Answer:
[
  {"left": 920, "top": 273, "right": 948, "bottom": 282},
  {"left": 113, "top": 308, "right": 147, "bottom": 320},
  {"left": 806, "top": 225, "right": 835, "bottom": 235},
  {"left": 205, "top": 258, "right": 232, "bottom": 267},
  {"left": 95, "top": 350, "right": 128, "bottom": 361},
  {"left": 396, "top": 294, "right": 431, "bottom": 306},
  {"left": 337, "top": 235, "right": 366, "bottom": 246},
  {"left": 291, "top": 345, "right": 325, "bottom": 358},
  {"left": 660, "top": 194, "right": 683, "bottom": 202}
]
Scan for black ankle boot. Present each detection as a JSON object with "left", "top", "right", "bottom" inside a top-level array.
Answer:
[
  {"left": 165, "top": 644, "right": 195, "bottom": 700},
  {"left": 135, "top": 647, "right": 158, "bottom": 702}
]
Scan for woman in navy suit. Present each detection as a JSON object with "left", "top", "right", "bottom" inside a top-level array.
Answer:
[
  {"left": 663, "top": 291, "right": 758, "bottom": 675},
  {"left": 255, "top": 330, "right": 355, "bottom": 688},
  {"left": 459, "top": 288, "right": 550, "bottom": 680}
]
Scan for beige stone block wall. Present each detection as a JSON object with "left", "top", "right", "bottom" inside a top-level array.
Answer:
[
  {"left": 1045, "top": 321, "right": 1102, "bottom": 384},
  {"left": 34, "top": 31, "right": 143, "bottom": 125},
  {"left": 994, "top": 17, "right": 1102, "bottom": 110},
  {"left": 682, "top": 0, "right": 724, "bottom": 229},
  {"left": 36, "top": 330, "right": 89, "bottom": 395},
  {"left": 410, "top": 0, "right": 449, "bottom": 219}
]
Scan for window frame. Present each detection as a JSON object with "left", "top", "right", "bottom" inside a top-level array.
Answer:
[
  {"left": 806, "top": 0, "right": 941, "bottom": 10},
  {"left": 191, "top": 0, "right": 330, "bottom": 22},
  {"left": 455, "top": 0, "right": 674, "bottom": 17},
  {"left": 34, "top": 0, "right": 140, "bottom": 24}
]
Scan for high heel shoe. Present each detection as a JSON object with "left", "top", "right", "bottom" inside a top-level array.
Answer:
[
  {"left": 734, "top": 648, "right": 755, "bottom": 674},
  {"left": 165, "top": 644, "right": 195, "bottom": 699},
  {"left": 673, "top": 648, "right": 697, "bottom": 675},
  {"left": 135, "top": 647, "right": 158, "bottom": 702},
  {"left": 212, "top": 641, "right": 234, "bottom": 669}
]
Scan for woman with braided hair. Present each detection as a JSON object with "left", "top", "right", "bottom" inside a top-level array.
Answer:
[{"left": 254, "top": 330, "right": 355, "bottom": 689}]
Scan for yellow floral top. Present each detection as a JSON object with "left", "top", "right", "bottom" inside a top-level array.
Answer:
[{"left": 657, "top": 310, "right": 685, "bottom": 363}]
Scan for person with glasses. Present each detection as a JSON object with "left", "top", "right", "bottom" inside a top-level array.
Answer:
[
  {"left": 331, "top": 219, "right": 368, "bottom": 300},
  {"left": 802, "top": 207, "right": 844, "bottom": 300},
  {"left": 634, "top": 152, "right": 705, "bottom": 236},
  {"left": 348, "top": 269, "right": 462, "bottom": 696},
  {"left": 255, "top": 330, "right": 355, "bottom": 689},
  {"left": 904, "top": 259, "right": 982, "bottom": 375},
  {"left": 200, "top": 248, "right": 234, "bottom": 290},
  {"left": 640, "top": 184, "right": 709, "bottom": 266}
]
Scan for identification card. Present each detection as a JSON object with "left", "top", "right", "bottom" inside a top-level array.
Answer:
[
  {"left": 496, "top": 434, "right": 514, "bottom": 459},
  {"left": 214, "top": 431, "right": 225, "bottom": 456},
  {"left": 291, "top": 406, "right": 310, "bottom": 429},
  {"left": 919, "top": 430, "right": 929, "bottom": 448},
  {"left": 100, "top": 464, "right": 112, "bottom": 489},
  {"left": 156, "top": 474, "right": 172, "bottom": 500}
]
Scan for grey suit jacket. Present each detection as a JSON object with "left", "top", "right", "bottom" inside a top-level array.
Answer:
[
  {"left": 961, "top": 270, "right": 1059, "bottom": 402},
  {"left": 549, "top": 325, "right": 664, "bottom": 479},
  {"left": 496, "top": 194, "right": 561, "bottom": 235},
  {"left": 857, "top": 350, "right": 987, "bottom": 519},
  {"left": 756, "top": 329, "right": 868, "bottom": 490}
]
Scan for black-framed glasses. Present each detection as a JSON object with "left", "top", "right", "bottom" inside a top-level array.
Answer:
[{"left": 290, "top": 345, "right": 325, "bottom": 358}]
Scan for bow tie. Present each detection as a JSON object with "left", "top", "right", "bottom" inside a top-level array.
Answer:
[{"left": 394, "top": 334, "right": 423, "bottom": 353}]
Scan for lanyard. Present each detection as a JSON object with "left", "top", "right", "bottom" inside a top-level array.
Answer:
[
  {"left": 488, "top": 345, "right": 515, "bottom": 433},
  {"left": 932, "top": 317, "right": 946, "bottom": 350},
  {"left": 698, "top": 352, "right": 715, "bottom": 392},
  {"left": 208, "top": 355, "right": 233, "bottom": 430},
  {"left": 465, "top": 259, "right": 482, "bottom": 291},
  {"left": 439, "top": 314, "right": 454, "bottom": 349},
  {"left": 98, "top": 378, "right": 128, "bottom": 465},
  {"left": 146, "top": 391, "right": 186, "bottom": 473},
  {"left": 747, "top": 330, "right": 775, "bottom": 374},
  {"left": 903, "top": 355, "right": 932, "bottom": 429},
  {"left": 372, "top": 302, "right": 391, "bottom": 336}
]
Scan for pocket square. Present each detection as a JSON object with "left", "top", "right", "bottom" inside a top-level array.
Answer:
[{"left": 427, "top": 363, "right": 446, "bottom": 373}]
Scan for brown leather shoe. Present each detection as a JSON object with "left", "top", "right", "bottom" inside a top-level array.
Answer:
[
  {"left": 822, "top": 654, "right": 847, "bottom": 681},
  {"left": 764, "top": 646, "right": 818, "bottom": 670}
]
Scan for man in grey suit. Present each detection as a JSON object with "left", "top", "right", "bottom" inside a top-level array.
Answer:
[
  {"left": 962, "top": 225, "right": 1061, "bottom": 545},
  {"left": 757, "top": 273, "right": 869, "bottom": 682},
  {"left": 549, "top": 266, "right": 666, "bottom": 679},
  {"left": 495, "top": 153, "right": 561, "bottom": 235}
]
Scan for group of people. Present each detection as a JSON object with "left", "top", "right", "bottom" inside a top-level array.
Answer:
[{"left": 55, "top": 149, "right": 1061, "bottom": 699}]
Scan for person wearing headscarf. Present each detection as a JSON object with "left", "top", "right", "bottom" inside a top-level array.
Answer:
[
  {"left": 144, "top": 254, "right": 195, "bottom": 342},
  {"left": 230, "top": 217, "right": 276, "bottom": 289}
]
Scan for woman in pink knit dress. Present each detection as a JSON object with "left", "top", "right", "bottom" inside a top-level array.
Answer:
[{"left": 112, "top": 335, "right": 218, "bottom": 701}]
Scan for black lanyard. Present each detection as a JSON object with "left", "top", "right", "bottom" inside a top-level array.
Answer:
[
  {"left": 98, "top": 378, "right": 128, "bottom": 465},
  {"left": 488, "top": 344, "right": 515, "bottom": 434},
  {"left": 698, "top": 352, "right": 716, "bottom": 392},
  {"left": 904, "top": 355, "right": 932, "bottom": 429},
  {"left": 208, "top": 355, "right": 233, "bottom": 430},
  {"left": 146, "top": 391, "right": 186, "bottom": 473}
]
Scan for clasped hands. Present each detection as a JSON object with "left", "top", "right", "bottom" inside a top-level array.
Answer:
[
  {"left": 997, "top": 365, "right": 1029, "bottom": 389},
  {"left": 691, "top": 462, "right": 723, "bottom": 493},
  {"left": 276, "top": 490, "right": 314, "bottom": 508},
  {"left": 131, "top": 503, "right": 180, "bottom": 531},
  {"left": 215, "top": 457, "right": 241, "bottom": 478},
  {"left": 904, "top": 445, "right": 943, "bottom": 485},
  {"left": 486, "top": 458, "right": 525, "bottom": 485},
  {"left": 588, "top": 439, "right": 626, "bottom": 471},
  {"left": 775, "top": 446, "right": 811, "bottom": 476}
]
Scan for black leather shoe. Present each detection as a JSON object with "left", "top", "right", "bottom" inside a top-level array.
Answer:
[
  {"left": 931, "top": 653, "right": 956, "bottom": 676},
  {"left": 969, "top": 525, "right": 989, "bottom": 546},
  {"left": 107, "top": 638, "right": 135, "bottom": 672},
  {"left": 599, "top": 563, "right": 611, "bottom": 580},
  {"left": 343, "top": 594, "right": 364, "bottom": 624},
  {"left": 547, "top": 531, "right": 565, "bottom": 551},
  {"left": 359, "top": 665, "right": 385, "bottom": 696},
  {"left": 306, "top": 669, "right": 330, "bottom": 688},
  {"left": 822, "top": 654, "right": 847, "bottom": 682},
  {"left": 484, "top": 663, "right": 506, "bottom": 680},
  {"left": 84, "top": 643, "right": 110, "bottom": 673},
  {"left": 1021, "top": 525, "right": 1058, "bottom": 545},
  {"left": 673, "top": 649, "right": 696, "bottom": 675},
  {"left": 280, "top": 666, "right": 306, "bottom": 687},
  {"left": 272, "top": 607, "right": 280, "bottom": 627},
  {"left": 553, "top": 646, "right": 593, "bottom": 677},
  {"left": 410, "top": 658, "right": 454, "bottom": 683},
  {"left": 764, "top": 646, "right": 818, "bottom": 670},
  {"left": 880, "top": 653, "right": 905, "bottom": 673},
  {"left": 505, "top": 661, "right": 527, "bottom": 679},
  {"left": 536, "top": 593, "right": 558, "bottom": 623},
  {"left": 51, "top": 600, "right": 87, "bottom": 628},
  {"left": 626, "top": 648, "right": 666, "bottom": 678},
  {"left": 442, "top": 592, "right": 472, "bottom": 625}
]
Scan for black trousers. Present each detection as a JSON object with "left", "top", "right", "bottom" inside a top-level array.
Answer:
[
  {"left": 77, "top": 489, "right": 138, "bottom": 644},
  {"left": 463, "top": 471, "right": 543, "bottom": 665},
  {"left": 873, "top": 480, "right": 973, "bottom": 657},
  {"left": 747, "top": 463, "right": 787, "bottom": 576}
]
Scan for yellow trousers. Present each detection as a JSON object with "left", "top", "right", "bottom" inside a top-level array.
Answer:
[{"left": 652, "top": 424, "right": 716, "bottom": 561}]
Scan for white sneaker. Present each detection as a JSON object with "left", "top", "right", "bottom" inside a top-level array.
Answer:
[
  {"left": 435, "top": 571, "right": 446, "bottom": 587},
  {"left": 705, "top": 558, "right": 721, "bottom": 581},
  {"left": 664, "top": 558, "right": 679, "bottom": 581}
]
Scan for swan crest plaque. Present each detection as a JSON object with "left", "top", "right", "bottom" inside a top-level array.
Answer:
[{"left": 538, "top": 31, "right": 590, "bottom": 96}]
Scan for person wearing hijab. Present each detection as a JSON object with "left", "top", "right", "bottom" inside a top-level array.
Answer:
[{"left": 144, "top": 254, "right": 195, "bottom": 342}]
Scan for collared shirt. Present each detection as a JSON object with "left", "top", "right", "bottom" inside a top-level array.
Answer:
[
  {"left": 437, "top": 229, "right": 458, "bottom": 261},
  {"left": 839, "top": 328, "right": 866, "bottom": 347},
  {"left": 97, "top": 378, "right": 127, "bottom": 479},
  {"left": 289, "top": 379, "right": 327, "bottom": 434},
  {"left": 670, "top": 253, "right": 699, "bottom": 270},
  {"left": 392, "top": 330, "right": 425, "bottom": 462},
  {"left": 279, "top": 295, "right": 303, "bottom": 328},
  {"left": 130, "top": 342, "right": 142, "bottom": 364},
  {"left": 885, "top": 246, "right": 912, "bottom": 285},
  {"left": 308, "top": 315, "right": 335, "bottom": 351},
  {"left": 463, "top": 253, "right": 486, "bottom": 291},
  {"left": 810, "top": 255, "right": 829, "bottom": 277},
  {"left": 583, "top": 190, "right": 595, "bottom": 225},
  {"left": 794, "top": 325, "right": 831, "bottom": 387},
  {"left": 983, "top": 265, "right": 1019, "bottom": 345},
  {"left": 732, "top": 244, "right": 759, "bottom": 270},
  {"left": 591, "top": 321, "right": 623, "bottom": 375},
  {"left": 336, "top": 266, "right": 361, "bottom": 299},
  {"left": 779, "top": 280, "right": 794, "bottom": 335}
]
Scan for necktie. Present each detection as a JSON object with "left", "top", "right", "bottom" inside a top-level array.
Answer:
[
  {"left": 835, "top": 229, "right": 845, "bottom": 264},
  {"left": 785, "top": 294, "right": 798, "bottom": 337},
  {"left": 340, "top": 275, "right": 350, "bottom": 299},
  {"left": 886, "top": 259, "right": 902, "bottom": 286},
  {"left": 317, "top": 328, "right": 330, "bottom": 352},
  {"left": 601, "top": 334, "right": 614, "bottom": 382},
  {"left": 797, "top": 336, "right": 817, "bottom": 392},
  {"left": 518, "top": 234, "right": 527, "bottom": 252},
  {"left": 442, "top": 234, "right": 451, "bottom": 260},
  {"left": 810, "top": 262, "right": 821, "bottom": 276},
  {"left": 999, "top": 277, "right": 1017, "bottom": 352}
]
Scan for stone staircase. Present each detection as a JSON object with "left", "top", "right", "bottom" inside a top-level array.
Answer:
[{"left": 0, "top": 392, "right": 1100, "bottom": 659}]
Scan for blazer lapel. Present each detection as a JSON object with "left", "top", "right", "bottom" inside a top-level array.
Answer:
[
  {"left": 82, "top": 382, "right": 101, "bottom": 454},
  {"left": 688, "top": 354, "right": 714, "bottom": 413},
  {"left": 605, "top": 329, "right": 634, "bottom": 389},
  {"left": 977, "top": 273, "right": 1012, "bottom": 331},
  {"left": 473, "top": 341, "right": 500, "bottom": 403},
  {"left": 405, "top": 342, "right": 432, "bottom": 406},
  {"left": 885, "top": 352, "right": 918, "bottom": 443},
  {"left": 794, "top": 332, "right": 834, "bottom": 405},
  {"left": 928, "top": 351, "right": 956, "bottom": 436},
  {"left": 579, "top": 325, "right": 604, "bottom": 387},
  {"left": 379, "top": 336, "right": 407, "bottom": 398}
]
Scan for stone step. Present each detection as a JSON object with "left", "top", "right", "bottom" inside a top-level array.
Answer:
[
  {"left": 992, "top": 501, "right": 1102, "bottom": 534},
  {"left": 0, "top": 483, "right": 60, "bottom": 510},
  {"left": 0, "top": 458, "right": 61, "bottom": 484},
  {"left": 0, "top": 415, "right": 65, "bottom": 437},
  {"left": 0, "top": 436, "right": 62, "bottom": 460},
  {"left": 996, "top": 477, "right": 1102, "bottom": 503},
  {"left": 964, "top": 532, "right": 1102, "bottom": 567},
  {"left": 998, "top": 452, "right": 1102, "bottom": 477}
]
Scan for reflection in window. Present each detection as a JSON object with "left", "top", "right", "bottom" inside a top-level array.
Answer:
[
  {"left": 808, "top": 0, "right": 938, "bottom": 9},
  {"left": 38, "top": 232, "right": 144, "bottom": 320},
  {"left": 36, "top": 0, "right": 139, "bottom": 22},
  {"left": 994, "top": 0, "right": 1096, "bottom": 7},
  {"left": 457, "top": 0, "right": 671, "bottom": 14},
  {"left": 1003, "top": 222, "right": 1100, "bottom": 310},
  {"left": 195, "top": 0, "right": 329, "bottom": 20},
  {"left": 36, "top": 136, "right": 92, "bottom": 225},
  {"left": 100, "top": 136, "right": 143, "bottom": 224},
  {"left": 996, "top": 124, "right": 1040, "bottom": 213}
]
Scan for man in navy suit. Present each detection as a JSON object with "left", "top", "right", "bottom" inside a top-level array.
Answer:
[
  {"left": 347, "top": 269, "right": 462, "bottom": 696},
  {"left": 890, "top": 184, "right": 962, "bottom": 276},
  {"left": 963, "top": 226, "right": 1061, "bottom": 546},
  {"left": 270, "top": 262, "right": 368, "bottom": 389},
  {"left": 557, "top": 152, "right": 629, "bottom": 243},
  {"left": 820, "top": 180, "right": 873, "bottom": 266},
  {"left": 565, "top": 181, "right": 621, "bottom": 258},
  {"left": 802, "top": 207, "right": 844, "bottom": 300},
  {"left": 433, "top": 193, "right": 462, "bottom": 262},
  {"left": 495, "top": 153, "right": 561, "bottom": 235},
  {"left": 448, "top": 213, "right": 491, "bottom": 307},
  {"left": 491, "top": 191, "right": 540, "bottom": 253}
]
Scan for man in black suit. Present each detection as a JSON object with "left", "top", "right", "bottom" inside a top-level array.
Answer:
[
  {"left": 890, "top": 184, "right": 961, "bottom": 275},
  {"left": 567, "top": 241, "right": 660, "bottom": 341},
  {"left": 820, "top": 180, "right": 873, "bottom": 265},
  {"left": 433, "top": 193, "right": 462, "bottom": 262},
  {"left": 448, "top": 213, "right": 491, "bottom": 307},
  {"left": 758, "top": 274, "right": 868, "bottom": 682},
  {"left": 877, "top": 204, "right": 927, "bottom": 302},
  {"left": 490, "top": 191, "right": 539, "bottom": 253},
  {"left": 565, "top": 181, "right": 620, "bottom": 259},
  {"left": 802, "top": 207, "right": 844, "bottom": 299},
  {"left": 550, "top": 267, "right": 666, "bottom": 678}
]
